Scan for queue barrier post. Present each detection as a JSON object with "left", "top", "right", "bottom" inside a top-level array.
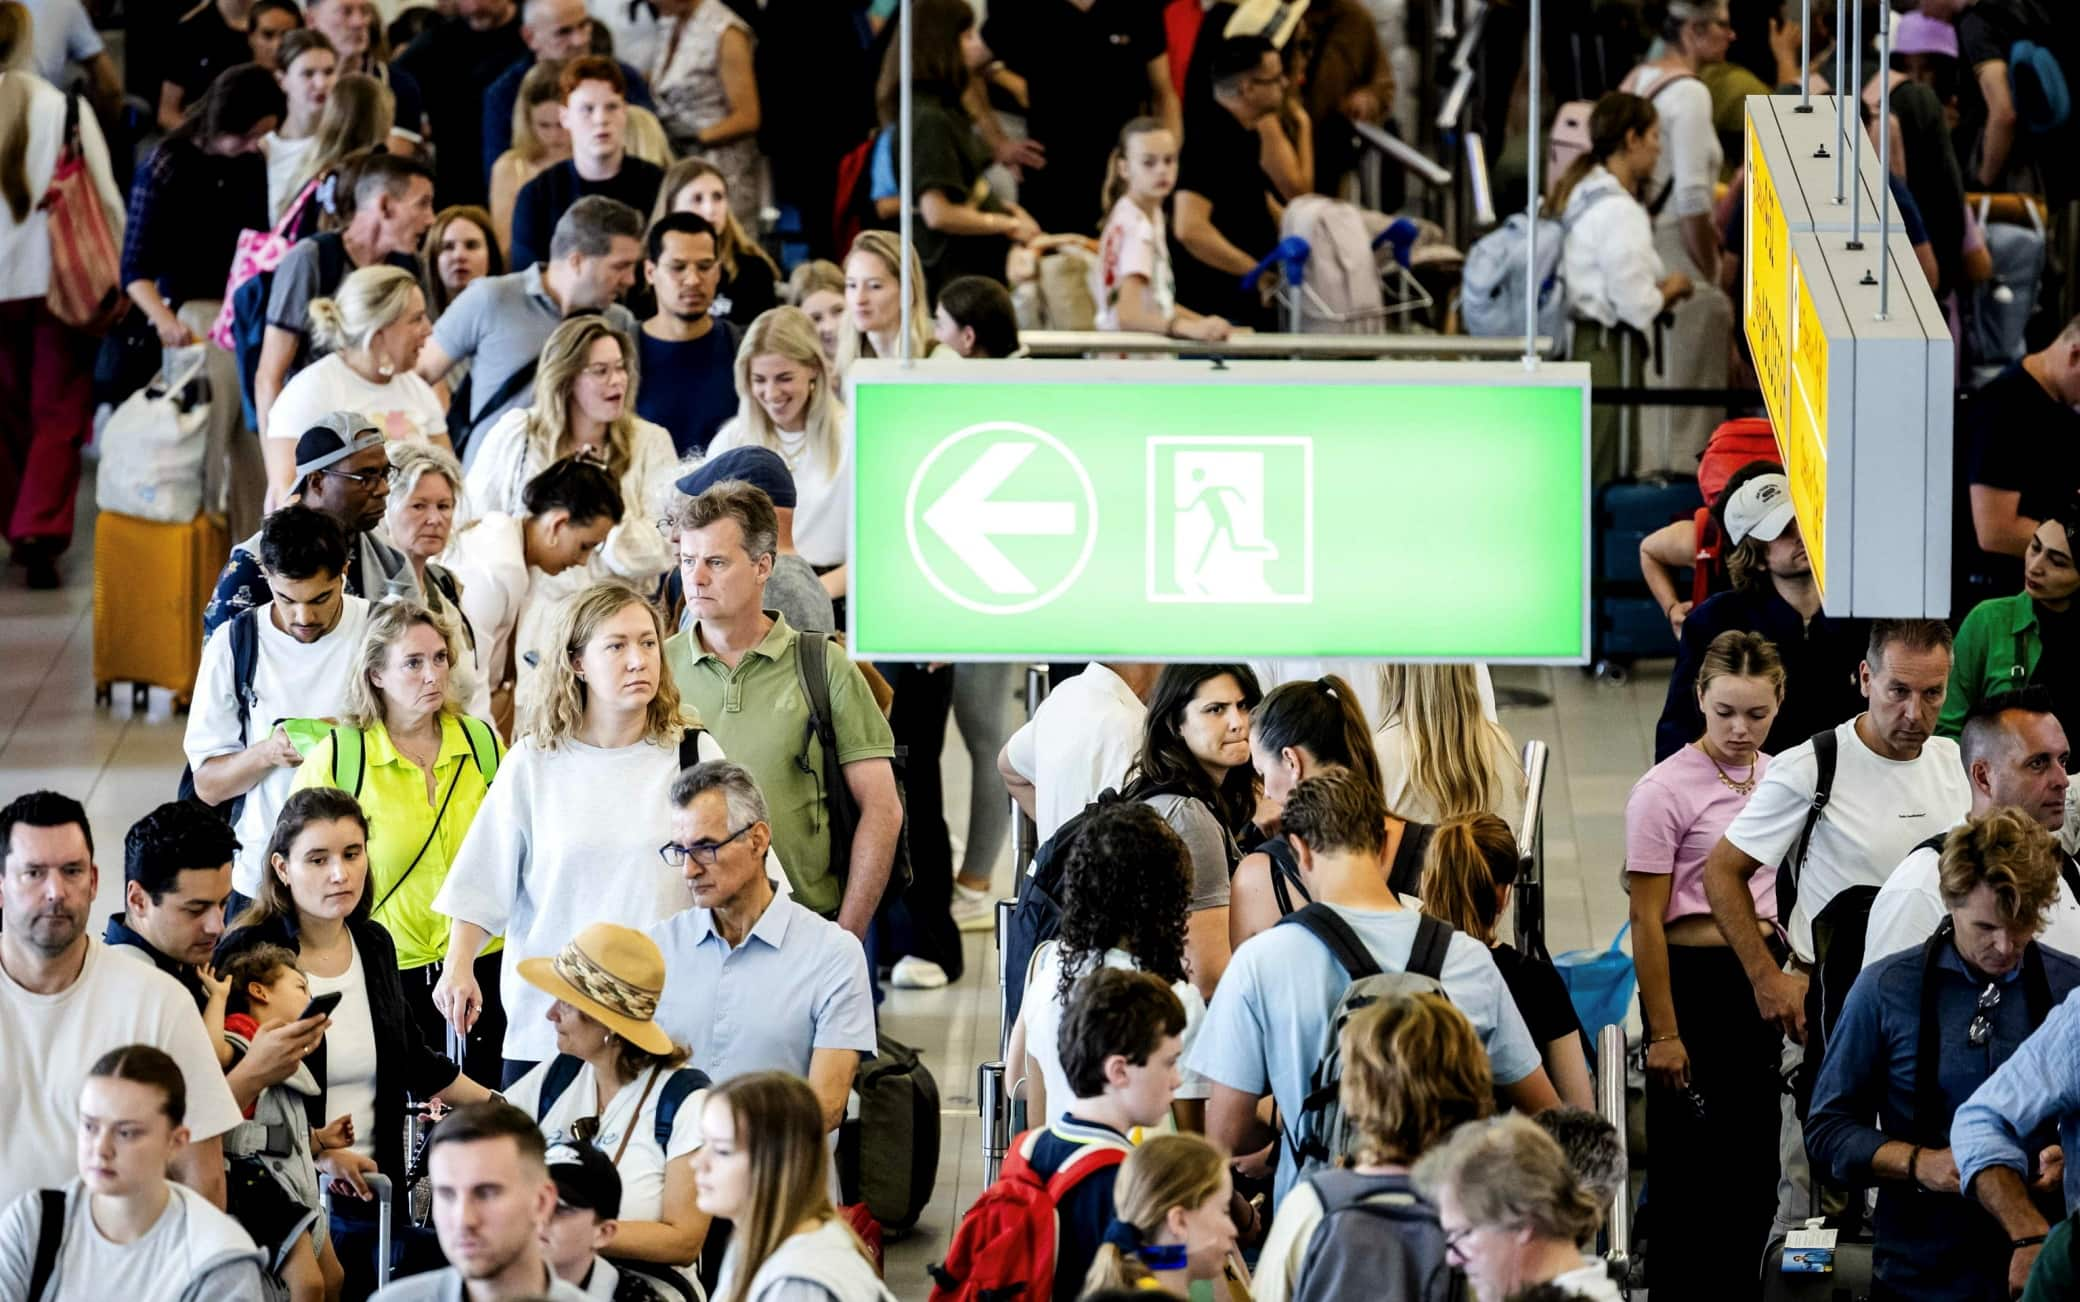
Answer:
[
  {"left": 978, "top": 1060, "right": 1010, "bottom": 1187},
  {"left": 1596, "top": 1023, "right": 1632, "bottom": 1279},
  {"left": 1515, "top": 740, "right": 1551, "bottom": 962}
]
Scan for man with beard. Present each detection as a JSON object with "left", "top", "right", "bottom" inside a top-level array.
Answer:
[
  {"left": 205, "top": 417, "right": 418, "bottom": 637},
  {"left": 636, "top": 213, "right": 739, "bottom": 457},
  {"left": 0, "top": 792, "right": 241, "bottom": 1207},
  {"left": 372, "top": 1102, "right": 589, "bottom": 1300},
  {"left": 186, "top": 504, "right": 374, "bottom": 901}
]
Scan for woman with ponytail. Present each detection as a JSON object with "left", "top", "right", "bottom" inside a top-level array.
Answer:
[
  {"left": 1234, "top": 674, "right": 1431, "bottom": 948},
  {"left": 1422, "top": 814, "right": 1595, "bottom": 1110},
  {"left": 1552, "top": 89, "right": 1695, "bottom": 486},
  {"left": 1080, "top": 1134, "right": 1239, "bottom": 1299}
]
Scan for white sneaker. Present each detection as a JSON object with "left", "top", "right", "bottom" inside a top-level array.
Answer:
[
  {"left": 890, "top": 956, "right": 950, "bottom": 989},
  {"left": 951, "top": 882, "right": 998, "bottom": 932}
]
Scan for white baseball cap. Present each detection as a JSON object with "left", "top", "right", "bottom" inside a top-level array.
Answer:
[{"left": 1724, "top": 473, "right": 1796, "bottom": 545}]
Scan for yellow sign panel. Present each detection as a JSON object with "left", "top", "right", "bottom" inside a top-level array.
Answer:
[
  {"left": 1785, "top": 264, "right": 1830, "bottom": 591},
  {"left": 1745, "top": 113, "right": 1792, "bottom": 432}
]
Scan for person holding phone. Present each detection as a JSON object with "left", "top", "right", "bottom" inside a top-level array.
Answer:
[{"left": 216, "top": 787, "right": 497, "bottom": 1300}]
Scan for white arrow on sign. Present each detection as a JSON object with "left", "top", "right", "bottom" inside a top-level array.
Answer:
[{"left": 922, "top": 441, "right": 1078, "bottom": 595}]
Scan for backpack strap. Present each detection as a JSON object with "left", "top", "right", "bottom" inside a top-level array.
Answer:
[
  {"left": 329, "top": 724, "right": 368, "bottom": 799},
  {"left": 229, "top": 607, "right": 261, "bottom": 744},
  {"left": 652, "top": 1066, "right": 711, "bottom": 1152},
  {"left": 1386, "top": 822, "right": 1434, "bottom": 899},
  {"left": 1263, "top": 837, "right": 1310, "bottom": 917},
  {"left": 1041, "top": 1138, "right": 1129, "bottom": 1205},
  {"left": 1406, "top": 913, "right": 1455, "bottom": 982},
  {"left": 794, "top": 632, "right": 857, "bottom": 883},
  {"left": 1281, "top": 903, "right": 1384, "bottom": 981},
  {"left": 677, "top": 724, "right": 707, "bottom": 773},
  {"left": 535, "top": 1054, "right": 585, "bottom": 1126},
  {"left": 28, "top": 1188, "right": 64, "bottom": 1302},
  {"left": 459, "top": 714, "right": 500, "bottom": 782},
  {"left": 1777, "top": 729, "right": 1839, "bottom": 925}
]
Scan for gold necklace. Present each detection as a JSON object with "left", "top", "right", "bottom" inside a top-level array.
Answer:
[{"left": 1698, "top": 742, "right": 1757, "bottom": 794}]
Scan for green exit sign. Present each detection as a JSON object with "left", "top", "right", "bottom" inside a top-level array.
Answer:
[{"left": 848, "top": 360, "right": 1589, "bottom": 662}]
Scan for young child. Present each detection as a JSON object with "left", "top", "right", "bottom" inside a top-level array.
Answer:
[
  {"left": 1031, "top": 967, "right": 1190, "bottom": 1302},
  {"left": 1092, "top": 116, "right": 1232, "bottom": 342},
  {"left": 0, "top": 1045, "right": 269, "bottom": 1300},
  {"left": 218, "top": 944, "right": 347, "bottom": 1302},
  {"left": 540, "top": 1140, "right": 666, "bottom": 1301}
]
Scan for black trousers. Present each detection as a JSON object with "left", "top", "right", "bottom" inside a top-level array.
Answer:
[
  {"left": 878, "top": 663, "right": 962, "bottom": 979},
  {"left": 1644, "top": 943, "right": 1785, "bottom": 1301},
  {"left": 396, "top": 948, "right": 506, "bottom": 1088}
]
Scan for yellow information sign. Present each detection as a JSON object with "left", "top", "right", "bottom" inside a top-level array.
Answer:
[
  {"left": 1785, "top": 265, "right": 1830, "bottom": 590},
  {"left": 1745, "top": 113, "right": 1792, "bottom": 429}
]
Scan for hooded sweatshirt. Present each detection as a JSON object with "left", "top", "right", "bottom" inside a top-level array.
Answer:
[
  {"left": 724, "top": 1217, "right": 896, "bottom": 1302},
  {"left": 0, "top": 1178, "right": 270, "bottom": 1302}
]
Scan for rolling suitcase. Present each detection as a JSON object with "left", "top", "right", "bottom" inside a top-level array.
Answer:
[
  {"left": 1760, "top": 1236, "right": 1873, "bottom": 1301},
  {"left": 91, "top": 509, "right": 227, "bottom": 710}
]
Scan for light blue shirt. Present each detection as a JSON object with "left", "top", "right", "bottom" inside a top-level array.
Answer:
[
  {"left": 647, "top": 890, "right": 878, "bottom": 1081},
  {"left": 1184, "top": 902, "right": 1544, "bottom": 1205},
  {"left": 1951, "top": 982, "right": 2080, "bottom": 1212}
]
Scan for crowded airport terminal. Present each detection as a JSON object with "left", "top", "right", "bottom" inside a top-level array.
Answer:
[{"left": 2, "top": 0, "right": 2079, "bottom": 1296}]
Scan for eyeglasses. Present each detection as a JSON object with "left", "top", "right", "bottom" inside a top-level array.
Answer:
[
  {"left": 582, "top": 360, "right": 631, "bottom": 382},
  {"left": 658, "top": 823, "right": 755, "bottom": 867},
  {"left": 321, "top": 463, "right": 395, "bottom": 488},
  {"left": 1968, "top": 980, "right": 2002, "bottom": 1048},
  {"left": 1442, "top": 1224, "right": 1476, "bottom": 1263}
]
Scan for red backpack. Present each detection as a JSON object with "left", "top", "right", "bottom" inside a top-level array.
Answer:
[
  {"left": 1690, "top": 417, "right": 1783, "bottom": 606},
  {"left": 928, "top": 1128, "right": 1129, "bottom": 1302}
]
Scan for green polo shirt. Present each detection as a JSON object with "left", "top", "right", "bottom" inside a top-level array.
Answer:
[{"left": 665, "top": 611, "right": 896, "bottom": 916}]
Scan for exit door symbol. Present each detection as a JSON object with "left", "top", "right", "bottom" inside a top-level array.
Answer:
[{"left": 1147, "top": 437, "right": 1314, "bottom": 603}]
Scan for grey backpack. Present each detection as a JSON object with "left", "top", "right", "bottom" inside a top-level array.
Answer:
[
  {"left": 1282, "top": 904, "right": 1455, "bottom": 1173},
  {"left": 1292, "top": 1169, "right": 1464, "bottom": 1302}
]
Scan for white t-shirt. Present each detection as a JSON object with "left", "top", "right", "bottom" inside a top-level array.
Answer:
[
  {"left": 432, "top": 731, "right": 733, "bottom": 1061},
  {"left": 184, "top": 598, "right": 373, "bottom": 895},
  {"left": 1722, "top": 718, "right": 1972, "bottom": 964},
  {"left": 1004, "top": 664, "right": 1148, "bottom": 842},
  {"left": 1864, "top": 833, "right": 2080, "bottom": 967},
  {"left": 504, "top": 1061, "right": 704, "bottom": 1226},
  {"left": 1619, "top": 66, "right": 1721, "bottom": 225},
  {"left": 1022, "top": 943, "right": 1209, "bottom": 1115},
  {"left": 267, "top": 354, "right": 449, "bottom": 446},
  {"left": 307, "top": 939, "right": 380, "bottom": 1162},
  {"left": 262, "top": 131, "right": 319, "bottom": 222},
  {"left": 460, "top": 408, "right": 677, "bottom": 586},
  {"left": 0, "top": 1182, "right": 266, "bottom": 1302},
  {"left": 1093, "top": 196, "right": 1174, "bottom": 332},
  {"left": 0, "top": 941, "right": 244, "bottom": 1206},
  {"left": 704, "top": 419, "right": 852, "bottom": 569}
]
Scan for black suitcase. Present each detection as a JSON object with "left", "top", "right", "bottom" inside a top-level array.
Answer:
[
  {"left": 1593, "top": 476, "right": 1700, "bottom": 672},
  {"left": 1759, "top": 1238, "right": 1874, "bottom": 1301}
]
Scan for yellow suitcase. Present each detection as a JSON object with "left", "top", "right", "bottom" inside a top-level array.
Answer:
[{"left": 92, "top": 510, "right": 228, "bottom": 709}]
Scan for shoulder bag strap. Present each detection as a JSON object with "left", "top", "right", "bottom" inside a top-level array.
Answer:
[
  {"left": 1280, "top": 902, "right": 1384, "bottom": 980},
  {"left": 369, "top": 757, "right": 468, "bottom": 922},
  {"left": 1779, "top": 729, "right": 1839, "bottom": 922},
  {"left": 28, "top": 1189, "right": 65, "bottom": 1302},
  {"left": 1263, "top": 838, "right": 1309, "bottom": 916}
]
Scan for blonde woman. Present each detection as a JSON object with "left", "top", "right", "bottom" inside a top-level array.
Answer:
[
  {"left": 696, "top": 1072, "right": 895, "bottom": 1302},
  {"left": 282, "top": 72, "right": 395, "bottom": 239},
  {"left": 292, "top": 597, "right": 508, "bottom": 1082},
  {"left": 461, "top": 316, "right": 678, "bottom": 590},
  {"left": 784, "top": 258, "right": 846, "bottom": 361},
  {"left": 705, "top": 307, "right": 850, "bottom": 597},
  {"left": 432, "top": 583, "right": 731, "bottom": 1083},
  {"left": 266, "top": 264, "right": 447, "bottom": 503},
  {"left": 655, "top": 157, "right": 780, "bottom": 327},
  {"left": 1080, "top": 1134, "right": 1240, "bottom": 1297},
  {"left": 489, "top": 59, "right": 572, "bottom": 254},
  {"left": 833, "top": 229, "right": 934, "bottom": 386},
  {"left": 624, "top": 104, "right": 675, "bottom": 169},
  {"left": 1374, "top": 665, "right": 1528, "bottom": 834},
  {"left": 383, "top": 442, "right": 492, "bottom": 716}
]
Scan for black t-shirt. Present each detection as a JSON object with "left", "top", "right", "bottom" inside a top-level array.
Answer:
[
  {"left": 1954, "top": 0, "right": 2063, "bottom": 181},
  {"left": 907, "top": 93, "right": 1009, "bottom": 293},
  {"left": 635, "top": 323, "right": 741, "bottom": 457},
  {"left": 507, "top": 157, "right": 666, "bottom": 270},
  {"left": 2033, "top": 601, "right": 2080, "bottom": 755},
  {"left": 982, "top": 0, "right": 1167, "bottom": 237},
  {"left": 719, "top": 252, "right": 779, "bottom": 328},
  {"left": 1489, "top": 941, "right": 1582, "bottom": 1047},
  {"left": 1173, "top": 97, "right": 1277, "bottom": 316},
  {"left": 167, "top": 1, "right": 253, "bottom": 104},
  {"left": 395, "top": 15, "right": 528, "bottom": 208},
  {"left": 1964, "top": 363, "right": 2080, "bottom": 594}
]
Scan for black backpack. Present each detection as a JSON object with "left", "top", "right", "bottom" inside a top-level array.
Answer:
[
  {"left": 837, "top": 1031, "right": 941, "bottom": 1230},
  {"left": 176, "top": 608, "right": 261, "bottom": 824},
  {"left": 795, "top": 631, "right": 913, "bottom": 903},
  {"left": 1291, "top": 1170, "right": 1464, "bottom": 1302}
]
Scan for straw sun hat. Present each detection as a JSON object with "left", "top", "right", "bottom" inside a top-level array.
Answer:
[{"left": 517, "top": 923, "right": 677, "bottom": 1056}]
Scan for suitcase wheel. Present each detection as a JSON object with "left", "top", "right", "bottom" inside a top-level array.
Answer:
[
  {"left": 94, "top": 683, "right": 112, "bottom": 708},
  {"left": 132, "top": 685, "right": 149, "bottom": 712},
  {"left": 1592, "top": 660, "right": 1632, "bottom": 685},
  {"left": 173, "top": 694, "right": 191, "bottom": 714}
]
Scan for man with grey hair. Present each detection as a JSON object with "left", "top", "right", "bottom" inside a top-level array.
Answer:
[
  {"left": 416, "top": 195, "right": 644, "bottom": 462},
  {"left": 646, "top": 760, "right": 875, "bottom": 1133}
]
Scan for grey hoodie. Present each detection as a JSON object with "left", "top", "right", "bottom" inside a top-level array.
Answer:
[
  {"left": 23, "top": 1179, "right": 272, "bottom": 1302},
  {"left": 222, "top": 1024, "right": 324, "bottom": 1261}
]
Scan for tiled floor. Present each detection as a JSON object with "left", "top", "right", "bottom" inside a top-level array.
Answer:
[{"left": 0, "top": 481, "right": 1670, "bottom": 1299}]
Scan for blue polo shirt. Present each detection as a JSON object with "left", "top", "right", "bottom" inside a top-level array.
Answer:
[{"left": 645, "top": 890, "right": 877, "bottom": 1081}]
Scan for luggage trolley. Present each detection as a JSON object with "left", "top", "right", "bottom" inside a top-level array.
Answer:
[{"left": 1246, "top": 211, "right": 1453, "bottom": 335}]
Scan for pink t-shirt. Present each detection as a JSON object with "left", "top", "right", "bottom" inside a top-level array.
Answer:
[
  {"left": 1625, "top": 744, "right": 1776, "bottom": 923},
  {"left": 1093, "top": 195, "right": 1175, "bottom": 332}
]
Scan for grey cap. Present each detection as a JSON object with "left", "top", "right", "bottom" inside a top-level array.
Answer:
[{"left": 294, "top": 412, "right": 384, "bottom": 477}]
